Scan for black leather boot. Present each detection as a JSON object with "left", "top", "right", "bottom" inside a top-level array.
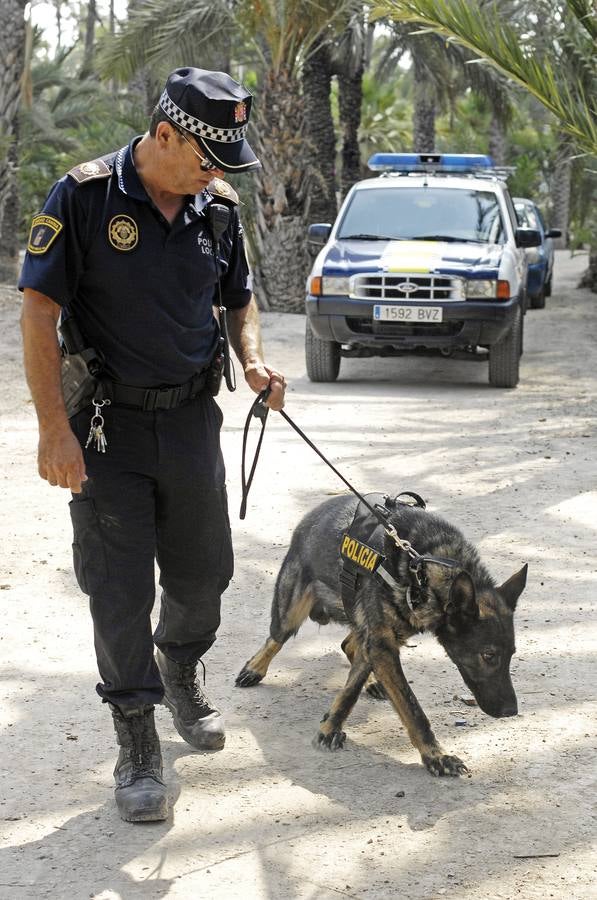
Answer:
[
  {"left": 110, "top": 704, "right": 169, "bottom": 822},
  {"left": 156, "top": 648, "right": 225, "bottom": 751}
]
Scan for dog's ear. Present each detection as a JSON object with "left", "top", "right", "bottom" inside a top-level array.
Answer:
[
  {"left": 498, "top": 563, "right": 528, "bottom": 612},
  {"left": 444, "top": 571, "right": 478, "bottom": 630}
]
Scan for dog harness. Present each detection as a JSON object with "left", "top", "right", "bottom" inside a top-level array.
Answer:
[
  {"left": 339, "top": 492, "right": 422, "bottom": 611},
  {"left": 339, "top": 492, "right": 462, "bottom": 616}
]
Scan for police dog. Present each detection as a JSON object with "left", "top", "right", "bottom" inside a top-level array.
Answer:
[{"left": 236, "top": 493, "right": 527, "bottom": 776}]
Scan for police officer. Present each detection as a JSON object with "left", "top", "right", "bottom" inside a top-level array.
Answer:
[{"left": 19, "top": 67, "right": 286, "bottom": 823}]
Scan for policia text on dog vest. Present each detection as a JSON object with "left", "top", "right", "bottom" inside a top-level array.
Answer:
[
  {"left": 339, "top": 492, "right": 427, "bottom": 616},
  {"left": 339, "top": 494, "right": 390, "bottom": 610}
]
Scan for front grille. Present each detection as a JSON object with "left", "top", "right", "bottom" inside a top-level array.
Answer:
[
  {"left": 347, "top": 317, "right": 465, "bottom": 338},
  {"left": 352, "top": 272, "right": 461, "bottom": 301}
]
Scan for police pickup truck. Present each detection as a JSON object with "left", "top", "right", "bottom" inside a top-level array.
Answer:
[{"left": 305, "top": 153, "right": 542, "bottom": 388}]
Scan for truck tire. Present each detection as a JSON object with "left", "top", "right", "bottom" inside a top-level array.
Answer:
[
  {"left": 530, "top": 287, "right": 546, "bottom": 309},
  {"left": 305, "top": 320, "right": 341, "bottom": 382},
  {"left": 488, "top": 305, "right": 521, "bottom": 388}
]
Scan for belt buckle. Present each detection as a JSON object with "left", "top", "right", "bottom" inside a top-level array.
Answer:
[{"left": 144, "top": 385, "right": 182, "bottom": 411}]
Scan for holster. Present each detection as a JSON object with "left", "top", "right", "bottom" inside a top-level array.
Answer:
[{"left": 61, "top": 352, "right": 98, "bottom": 418}]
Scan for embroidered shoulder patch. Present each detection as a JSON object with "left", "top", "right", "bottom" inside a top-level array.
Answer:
[
  {"left": 208, "top": 177, "right": 239, "bottom": 205},
  {"left": 340, "top": 534, "right": 383, "bottom": 573},
  {"left": 68, "top": 158, "right": 112, "bottom": 184},
  {"left": 27, "top": 214, "right": 63, "bottom": 255}
]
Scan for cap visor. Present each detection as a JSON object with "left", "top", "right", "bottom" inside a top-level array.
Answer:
[{"left": 196, "top": 134, "right": 261, "bottom": 173}]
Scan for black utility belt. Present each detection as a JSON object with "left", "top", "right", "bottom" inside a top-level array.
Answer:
[{"left": 102, "top": 370, "right": 208, "bottom": 411}]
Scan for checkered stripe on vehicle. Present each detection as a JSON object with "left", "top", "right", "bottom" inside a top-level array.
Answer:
[{"left": 159, "top": 91, "right": 247, "bottom": 143}]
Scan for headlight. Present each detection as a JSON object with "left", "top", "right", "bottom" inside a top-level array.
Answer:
[
  {"left": 464, "top": 279, "right": 498, "bottom": 299},
  {"left": 321, "top": 276, "right": 351, "bottom": 296}
]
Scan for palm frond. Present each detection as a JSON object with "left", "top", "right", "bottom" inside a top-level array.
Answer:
[
  {"left": 98, "top": 0, "right": 235, "bottom": 83},
  {"left": 372, "top": 0, "right": 597, "bottom": 155}
]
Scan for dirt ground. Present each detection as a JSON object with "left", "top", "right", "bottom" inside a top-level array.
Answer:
[{"left": 1, "top": 251, "right": 596, "bottom": 900}]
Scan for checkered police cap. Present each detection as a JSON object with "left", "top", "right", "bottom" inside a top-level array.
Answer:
[{"left": 159, "top": 67, "right": 260, "bottom": 173}]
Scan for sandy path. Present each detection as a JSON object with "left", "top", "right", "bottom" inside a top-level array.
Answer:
[{"left": 0, "top": 251, "right": 595, "bottom": 899}]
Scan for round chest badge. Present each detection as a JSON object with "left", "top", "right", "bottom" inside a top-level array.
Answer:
[{"left": 108, "top": 215, "right": 139, "bottom": 251}]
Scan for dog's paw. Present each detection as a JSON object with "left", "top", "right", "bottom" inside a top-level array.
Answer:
[
  {"left": 312, "top": 729, "right": 346, "bottom": 751},
  {"left": 235, "top": 667, "right": 264, "bottom": 687},
  {"left": 365, "top": 679, "right": 388, "bottom": 701},
  {"left": 422, "top": 752, "right": 469, "bottom": 777}
]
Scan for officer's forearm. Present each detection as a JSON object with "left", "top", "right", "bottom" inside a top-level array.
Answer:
[
  {"left": 226, "top": 296, "right": 264, "bottom": 371},
  {"left": 21, "top": 289, "right": 70, "bottom": 432}
]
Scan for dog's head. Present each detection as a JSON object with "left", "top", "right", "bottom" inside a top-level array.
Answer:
[{"left": 433, "top": 564, "right": 527, "bottom": 717}]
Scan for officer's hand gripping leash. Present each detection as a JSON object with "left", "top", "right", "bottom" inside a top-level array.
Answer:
[{"left": 207, "top": 203, "right": 236, "bottom": 394}]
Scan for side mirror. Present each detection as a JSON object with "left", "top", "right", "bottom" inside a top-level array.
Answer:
[
  {"left": 308, "top": 223, "right": 332, "bottom": 245},
  {"left": 516, "top": 227, "right": 542, "bottom": 248},
  {"left": 545, "top": 228, "right": 562, "bottom": 239}
]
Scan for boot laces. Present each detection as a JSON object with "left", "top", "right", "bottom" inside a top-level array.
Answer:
[
  {"left": 127, "top": 712, "right": 160, "bottom": 780},
  {"left": 176, "top": 659, "right": 216, "bottom": 718}
]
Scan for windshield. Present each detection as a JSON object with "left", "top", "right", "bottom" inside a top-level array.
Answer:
[{"left": 337, "top": 186, "right": 506, "bottom": 244}]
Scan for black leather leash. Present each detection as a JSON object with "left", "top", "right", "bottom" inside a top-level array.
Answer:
[
  {"left": 239, "top": 392, "right": 464, "bottom": 592},
  {"left": 241, "top": 395, "right": 433, "bottom": 547},
  {"left": 240, "top": 388, "right": 271, "bottom": 520},
  {"left": 240, "top": 388, "right": 396, "bottom": 528}
]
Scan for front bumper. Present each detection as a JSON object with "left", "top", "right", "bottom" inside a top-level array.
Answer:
[{"left": 305, "top": 294, "right": 520, "bottom": 350}]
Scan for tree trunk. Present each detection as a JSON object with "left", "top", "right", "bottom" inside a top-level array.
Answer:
[
  {"left": 252, "top": 70, "right": 310, "bottom": 312},
  {"left": 55, "top": 1, "right": 63, "bottom": 50},
  {"left": 0, "top": 0, "right": 26, "bottom": 283},
  {"left": 80, "top": 0, "right": 97, "bottom": 79},
  {"left": 127, "top": 0, "right": 160, "bottom": 114},
  {"left": 488, "top": 113, "right": 507, "bottom": 165},
  {"left": 550, "top": 135, "right": 572, "bottom": 250},
  {"left": 337, "top": 62, "right": 364, "bottom": 202},
  {"left": 301, "top": 38, "right": 337, "bottom": 224},
  {"left": 0, "top": 132, "right": 20, "bottom": 283},
  {"left": 578, "top": 247, "right": 597, "bottom": 293},
  {"left": 412, "top": 52, "right": 436, "bottom": 153}
]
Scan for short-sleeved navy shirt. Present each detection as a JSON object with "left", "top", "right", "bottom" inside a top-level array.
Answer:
[{"left": 19, "top": 138, "right": 252, "bottom": 386}]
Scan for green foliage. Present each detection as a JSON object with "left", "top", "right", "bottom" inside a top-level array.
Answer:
[
  {"left": 18, "top": 48, "right": 140, "bottom": 234},
  {"left": 359, "top": 71, "right": 412, "bottom": 156},
  {"left": 372, "top": 0, "right": 597, "bottom": 156}
]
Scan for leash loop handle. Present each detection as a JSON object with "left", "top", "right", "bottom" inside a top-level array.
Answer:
[{"left": 239, "top": 388, "right": 271, "bottom": 520}]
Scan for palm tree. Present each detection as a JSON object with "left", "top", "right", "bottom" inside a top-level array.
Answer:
[
  {"left": 0, "top": 0, "right": 27, "bottom": 282},
  {"left": 374, "top": 17, "right": 514, "bottom": 157},
  {"left": 372, "top": 0, "right": 597, "bottom": 287}
]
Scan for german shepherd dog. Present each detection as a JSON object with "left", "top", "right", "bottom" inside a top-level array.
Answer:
[{"left": 236, "top": 494, "right": 527, "bottom": 776}]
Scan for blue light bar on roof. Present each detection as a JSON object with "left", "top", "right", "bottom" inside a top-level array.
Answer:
[{"left": 368, "top": 153, "right": 495, "bottom": 172}]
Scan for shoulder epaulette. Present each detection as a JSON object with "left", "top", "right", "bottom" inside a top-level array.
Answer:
[
  {"left": 68, "top": 158, "right": 112, "bottom": 184},
  {"left": 207, "top": 177, "right": 239, "bottom": 206}
]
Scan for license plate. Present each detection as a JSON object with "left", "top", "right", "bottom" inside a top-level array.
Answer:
[{"left": 373, "top": 304, "right": 443, "bottom": 322}]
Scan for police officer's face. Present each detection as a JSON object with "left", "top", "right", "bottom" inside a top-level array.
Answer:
[{"left": 163, "top": 124, "right": 225, "bottom": 193}]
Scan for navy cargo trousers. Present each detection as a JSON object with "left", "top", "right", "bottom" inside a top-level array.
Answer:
[{"left": 68, "top": 391, "right": 233, "bottom": 710}]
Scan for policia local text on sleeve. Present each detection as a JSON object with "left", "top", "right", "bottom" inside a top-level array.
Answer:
[{"left": 19, "top": 67, "right": 286, "bottom": 824}]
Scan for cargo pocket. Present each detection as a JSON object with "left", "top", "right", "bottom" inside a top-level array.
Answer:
[{"left": 69, "top": 497, "right": 108, "bottom": 595}]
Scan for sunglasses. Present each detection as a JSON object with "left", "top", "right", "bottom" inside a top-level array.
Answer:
[{"left": 176, "top": 128, "right": 219, "bottom": 172}]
